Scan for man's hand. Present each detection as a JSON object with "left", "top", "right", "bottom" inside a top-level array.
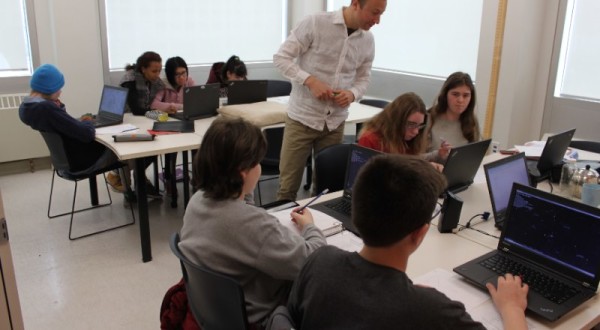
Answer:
[
  {"left": 332, "top": 90, "right": 355, "bottom": 107},
  {"left": 487, "top": 274, "right": 529, "bottom": 330},
  {"left": 304, "top": 76, "right": 334, "bottom": 101}
]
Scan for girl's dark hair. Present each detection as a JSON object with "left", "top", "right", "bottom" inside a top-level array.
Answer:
[
  {"left": 360, "top": 92, "right": 427, "bottom": 154},
  {"left": 192, "top": 117, "right": 267, "bottom": 200},
  {"left": 220, "top": 55, "right": 247, "bottom": 82},
  {"left": 165, "top": 56, "right": 188, "bottom": 88},
  {"left": 125, "top": 51, "right": 162, "bottom": 72},
  {"left": 429, "top": 71, "right": 479, "bottom": 142}
]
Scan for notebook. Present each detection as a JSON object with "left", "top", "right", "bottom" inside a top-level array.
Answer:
[
  {"left": 454, "top": 183, "right": 600, "bottom": 321},
  {"left": 270, "top": 207, "right": 343, "bottom": 237},
  {"left": 526, "top": 128, "right": 576, "bottom": 181},
  {"left": 226, "top": 80, "right": 268, "bottom": 105},
  {"left": 92, "top": 85, "right": 128, "bottom": 128},
  {"left": 483, "top": 152, "right": 531, "bottom": 229},
  {"left": 170, "top": 84, "right": 220, "bottom": 121},
  {"left": 443, "top": 139, "right": 492, "bottom": 194},
  {"left": 311, "top": 144, "right": 382, "bottom": 236}
]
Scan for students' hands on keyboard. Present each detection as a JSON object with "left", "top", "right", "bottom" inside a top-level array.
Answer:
[
  {"left": 80, "top": 113, "right": 94, "bottom": 121},
  {"left": 486, "top": 274, "right": 529, "bottom": 330}
]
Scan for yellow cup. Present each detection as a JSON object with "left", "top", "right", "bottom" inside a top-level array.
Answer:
[{"left": 158, "top": 112, "right": 169, "bottom": 122}]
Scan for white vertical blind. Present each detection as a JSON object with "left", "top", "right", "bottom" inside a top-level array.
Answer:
[
  {"left": 327, "top": 0, "right": 483, "bottom": 79},
  {"left": 555, "top": 0, "right": 600, "bottom": 101},
  {"left": 0, "top": 0, "right": 32, "bottom": 76},
  {"left": 104, "top": 0, "right": 286, "bottom": 70}
]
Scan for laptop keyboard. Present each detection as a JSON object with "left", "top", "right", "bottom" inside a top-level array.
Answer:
[
  {"left": 326, "top": 199, "right": 351, "bottom": 216},
  {"left": 479, "top": 254, "right": 580, "bottom": 304}
]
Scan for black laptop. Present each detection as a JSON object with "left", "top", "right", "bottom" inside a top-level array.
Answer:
[
  {"left": 312, "top": 144, "right": 381, "bottom": 236},
  {"left": 170, "top": 84, "right": 220, "bottom": 121},
  {"left": 527, "top": 129, "right": 576, "bottom": 182},
  {"left": 454, "top": 183, "right": 600, "bottom": 321},
  {"left": 443, "top": 139, "right": 492, "bottom": 194},
  {"left": 226, "top": 80, "right": 268, "bottom": 105},
  {"left": 92, "top": 85, "right": 128, "bottom": 128},
  {"left": 484, "top": 152, "right": 531, "bottom": 229}
]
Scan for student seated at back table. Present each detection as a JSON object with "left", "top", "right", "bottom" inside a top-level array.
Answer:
[
  {"left": 206, "top": 55, "right": 247, "bottom": 98},
  {"left": 425, "top": 71, "right": 481, "bottom": 164},
  {"left": 151, "top": 56, "right": 196, "bottom": 114},
  {"left": 357, "top": 92, "right": 443, "bottom": 172},
  {"left": 19, "top": 64, "right": 127, "bottom": 184},
  {"left": 178, "top": 117, "right": 326, "bottom": 327},
  {"left": 115, "top": 50, "right": 165, "bottom": 198},
  {"left": 287, "top": 154, "right": 529, "bottom": 330}
]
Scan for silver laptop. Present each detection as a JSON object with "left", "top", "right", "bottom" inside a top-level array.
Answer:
[
  {"left": 92, "top": 85, "right": 128, "bottom": 128},
  {"left": 483, "top": 152, "right": 531, "bottom": 229},
  {"left": 454, "top": 183, "right": 600, "bottom": 321},
  {"left": 170, "top": 84, "right": 220, "bottom": 121}
]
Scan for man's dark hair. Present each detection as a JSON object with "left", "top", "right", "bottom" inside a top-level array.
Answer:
[
  {"left": 192, "top": 117, "right": 266, "bottom": 200},
  {"left": 352, "top": 154, "right": 447, "bottom": 247}
]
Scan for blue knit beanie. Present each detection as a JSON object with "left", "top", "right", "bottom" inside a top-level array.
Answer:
[{"left": 30, "top": 64, "right": 65, "bottom": 94}]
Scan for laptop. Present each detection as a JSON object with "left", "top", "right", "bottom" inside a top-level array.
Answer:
[
  {"left": 527, "top": 129, "right": 576, "bottom": 182},
  {"left": 483, "top": 152, "right": 531, "bottom": 229},
  {"left": 312, "top": 144, "right": 382, "bottom": 236},
  {"left": 170, "top": 84, "right": 220, "bottom": 121},
  {"left": 226, "top": 80, "right": 268, "bottom": 105},
  {"left": 92, "top": 85, "right": 128, "bottom": 128},
  {"left": 454, "top": 183, "right": 600, "bottom": 321},
  {"left": 443, "top": 139, "right": 492, "bottom": 194}
]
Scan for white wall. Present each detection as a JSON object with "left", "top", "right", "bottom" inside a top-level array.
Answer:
[{"left": 1, "top": 0, "right": 580, "bottom": 158}]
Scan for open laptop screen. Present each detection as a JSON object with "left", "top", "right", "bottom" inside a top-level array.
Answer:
[
  {"left": 502, "top": 184, "right": 600, "bottom": 282},
  {"left": 485, "top": 153, "right": 530, "bottom": 217},
  {"left": 343, "top": 146, "right": 380, "bottom": 193},
  {"left": 99, "top": 85, "right": 128, "bottom": 116}
]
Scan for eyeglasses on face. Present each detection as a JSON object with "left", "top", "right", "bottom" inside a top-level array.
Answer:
[
  {"left": 175, "top": 71, "right": 188, "bottom": 78},
  {"left": 406, "top": 121, "right": 426, "bottom": 130}
]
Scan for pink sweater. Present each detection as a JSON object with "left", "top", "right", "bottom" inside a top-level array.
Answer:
[{"left": 151, "top": 77, "right": 196, "bottom": 111}]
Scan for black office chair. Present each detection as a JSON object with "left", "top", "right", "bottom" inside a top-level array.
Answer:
[
  {"left": 314, "top": 143, "right": 353, "bottom": 194},
  {"left": 256, "top": 127, "right": 313, "bottom": 205},
  {"left": 257, "top": 127, "right": 284, "bottom": 205},
  {"left": 570, "top": 140, "right": 600, "bottom": 153},
  {"left": 40, "top": 131, "right": 135, "bottom": 240},
  {"left": 170, "top": 233, "right": 250, "bottom": 330},
  {"left": 266, "top": 80, "right": 292, "bottom": 97}
]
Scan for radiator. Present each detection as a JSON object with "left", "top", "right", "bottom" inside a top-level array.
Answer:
[{"left": 0, "top": 94, "right": 49, "bottom": 163}]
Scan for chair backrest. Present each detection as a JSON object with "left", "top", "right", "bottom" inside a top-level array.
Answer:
[
  {"left": 170, "top": 233, "right": 249, "bottom": 330},
  {"left": 206, "top": 62, "right": 225, "bottom": 85},
  {"left": 262, "top": 127, "right": 284, "bottom": 168},
  {"left": 40, "top": 131, "right": 72, "bottom": 171},
  {"left": 359, "top": 98, "right": 389, "bottom": 109},
  {"left": 570, "top": 140, "right": 600, "bottom": 153},
  {"left": 314, "top": 143, "right": 352, "bottom": 193},
  {"left": 266, "top": 80, "right": 292, "bottom": 97}
]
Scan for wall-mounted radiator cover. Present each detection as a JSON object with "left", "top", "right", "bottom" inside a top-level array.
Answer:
[{"left": 0, "top": 94, "right": 49, "bottom": 163}]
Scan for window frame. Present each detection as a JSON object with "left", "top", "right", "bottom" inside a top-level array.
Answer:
[{"left": 0, "top": 0, "right": 40, "bottom": 94}]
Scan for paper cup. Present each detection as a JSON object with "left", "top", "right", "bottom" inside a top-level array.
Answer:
[{"left": 581, "top": 183, "right": 600, "bottom": 207}]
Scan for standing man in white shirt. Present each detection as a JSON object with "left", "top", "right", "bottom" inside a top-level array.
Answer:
[{"left": 273, "top": 0, "right": 386, "bottom": 201}]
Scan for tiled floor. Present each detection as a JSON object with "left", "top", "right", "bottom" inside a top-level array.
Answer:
[{"left": 0, "top": 167, "right": 310, "bottom": 329}]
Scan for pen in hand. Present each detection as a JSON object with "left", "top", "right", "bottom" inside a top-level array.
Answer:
[{"left": 295, "top": 189, "right": 329, "bottom": 214}]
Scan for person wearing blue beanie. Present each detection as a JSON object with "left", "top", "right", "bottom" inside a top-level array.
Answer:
[{"left": 30, "top": 64, "right": 65, "bottom": 95}]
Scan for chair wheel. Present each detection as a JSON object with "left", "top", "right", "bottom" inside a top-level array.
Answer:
[{"left": 303, "top": 184, "right": 311, "bottom": 191}]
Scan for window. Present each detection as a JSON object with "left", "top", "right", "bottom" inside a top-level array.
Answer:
[
  {"left": 327, "top": 0, "right": 483, "bottom": 79},
  {"left": 554, "top": 0, "right": 600, "bottom": 102},
  {"left": 102, "top": 0, "right": 287, "bottom": 71},
  {"left": 0, "top": 0, "right": 35, "bottom": 77}
]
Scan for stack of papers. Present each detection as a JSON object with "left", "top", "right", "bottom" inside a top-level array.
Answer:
[
  {"left": 270, "top": 207, "right": 344, "bottom": 237},
  {"left": 414, "top": 268, "right": 537, "bottom": 329}
]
